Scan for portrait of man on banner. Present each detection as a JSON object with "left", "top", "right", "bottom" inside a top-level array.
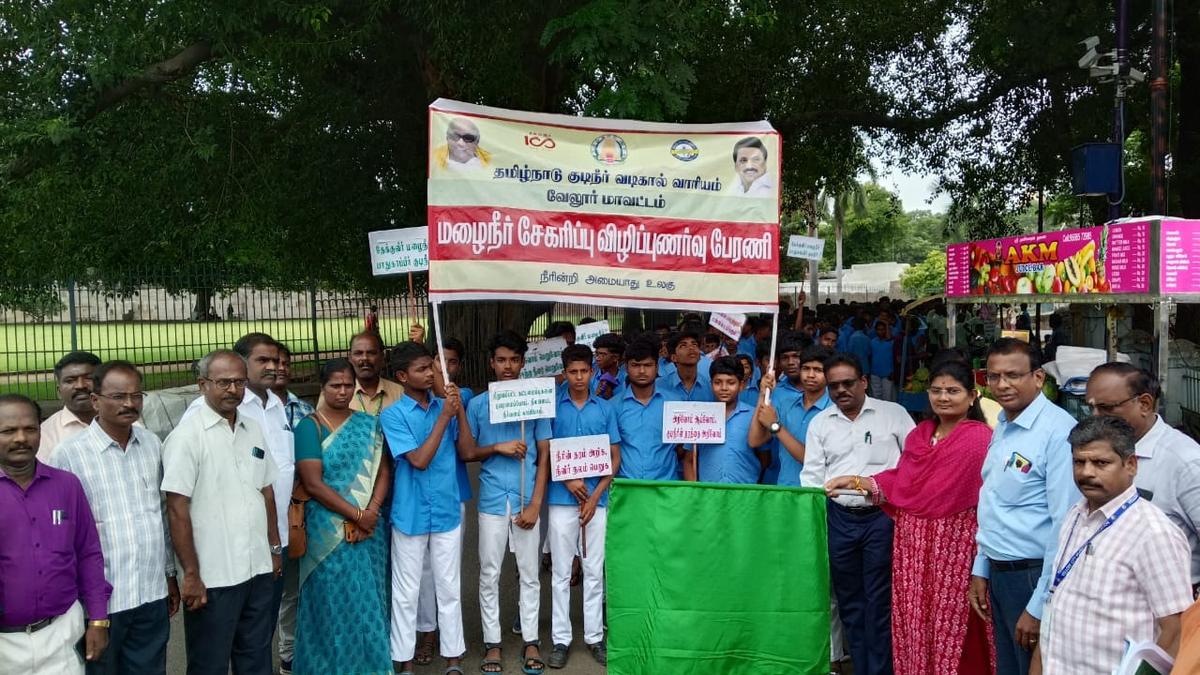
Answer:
[
  {"left": 729, "top": 136, "right": 774, "bottom": 197},
  {"left": 434, "top": 116, "right": 492, "bottom": 172}
]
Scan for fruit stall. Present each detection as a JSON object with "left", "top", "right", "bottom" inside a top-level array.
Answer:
[{"left": 938, "top": 217, "right": 1200, "bottom": 406}]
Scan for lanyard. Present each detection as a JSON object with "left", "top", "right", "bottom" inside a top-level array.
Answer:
[
  {"left": 356, "top": 391, "right": 383, "bottom": 416},
  {"left": 1050, "top": 493, "right": 1139, "bottom": 594}
]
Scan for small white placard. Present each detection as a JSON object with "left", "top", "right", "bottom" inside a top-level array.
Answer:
[
  {"left": 488, "top": 378, "right": 557, "bottom": 423},
  {"left": 662, "top": 401, "right": 727, "bottom": 444},
  {"left": 574, "top": 320, "right": 610, "bottom": 348},
  {"left": 709, "top": 312, "right": 746, "bottom": 341},
  {"left": 369, "top": 227, "right": 429, "bottom": 275},
  {"left": 550, "top": 435, "right": 613, "bottom": 481},
  {"left": 519, "top": 337, "right": 568, "bottom": 380},
  {"left": 786, "top": 235, "right": 826, "bottom": 261}
]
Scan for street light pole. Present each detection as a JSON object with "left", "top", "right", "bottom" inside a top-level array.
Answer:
[
  {"left": 1150, "top": 0, "right": 1169, "bottom": 215},
  {"left": 1109, "top": 0, "right": 1128, "bottom": 221}
]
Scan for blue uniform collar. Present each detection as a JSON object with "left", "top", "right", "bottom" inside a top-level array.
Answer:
[
  {"left": 399, "top": 391, "right": 441, "bottom": 412},
  {"left": 998, "top": 392, "right": 1049, "bottom": 430}
]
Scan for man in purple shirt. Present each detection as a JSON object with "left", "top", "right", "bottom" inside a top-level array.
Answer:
[{"left": 0, "top": 393, "right": 112, "bottom": 674}]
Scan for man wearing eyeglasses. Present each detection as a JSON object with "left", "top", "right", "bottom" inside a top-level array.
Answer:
[
  {"left": 435, "top": 117, "right": 491, "bottom": 171},
  {"left": 48, "top": 361, "right": 179, "bottom": 675},
  {"left": 163, "top": 350, "right": 282, "bottom": 675},
  {"left": 1086, "top": 362, "right": 1200, "bottom": 592},
  {"left": 969, "top": 338, "right": 1078, "bottom": 675}
]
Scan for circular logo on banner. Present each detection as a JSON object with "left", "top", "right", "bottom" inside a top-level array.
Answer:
[
  {"left": 670, "top": 139, "right": 699, "bottom": 162},
  {"left": 591, "top": 134, "right": 628, "bottom": 165}
]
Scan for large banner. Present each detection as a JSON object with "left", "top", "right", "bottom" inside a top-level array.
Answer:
[{"left": 426, "top": 99, "right": 781, "bottom": 313}]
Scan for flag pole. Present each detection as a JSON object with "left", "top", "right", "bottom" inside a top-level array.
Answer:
[
  {"left": 520, "top": 419, "right": 527, "bottom": 510},
  {"left": 431, "top": 300, "right": 450, "bottom": 385},
  {"left": 764, "top": 309, "right": 780, "bottom": 406}
]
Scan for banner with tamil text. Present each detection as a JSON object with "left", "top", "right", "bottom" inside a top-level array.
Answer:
[{"left": 427, "top": 99, "right": 780, "bottom": 313}]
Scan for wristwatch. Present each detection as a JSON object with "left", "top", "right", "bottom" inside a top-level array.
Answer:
[
  {"left": 270, "top": 544, "right": 283, "bottom": 556},
  {"left": 769, "top": 422, "right": 781, "bottom": 435},
  {"left": 88, "top": 620, "right": 111, "bottom": 628}
]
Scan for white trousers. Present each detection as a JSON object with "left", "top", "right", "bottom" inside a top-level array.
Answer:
[
  {"left": 0, "top": 600, "right": 84, "bottom": 675},
  {"left": 478, "top": 510, "right": 541, "bottom": 644},
  {"left": 390, "top": 526, "right": 466, "bottom": 663},
  {"left": 417, "top": 504, "right": 466, "bottom": 633},
  {"left": 548, "top": 505, "right": 607, "bottom": 646},
  {"left": 870, "top": 375, "right": 895, "bottom": 402}
]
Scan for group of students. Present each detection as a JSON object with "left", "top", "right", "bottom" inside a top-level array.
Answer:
[{"left": 7, "top": 309, "right": 1200, "bottom": 675}]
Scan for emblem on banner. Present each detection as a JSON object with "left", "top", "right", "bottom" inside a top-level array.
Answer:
[
  {"left": 524, "top": 132, "right": 556, "bottom": 149},
  {"left": 670, "top": 139, "right": 699, "bottom": 162},
  {"left": 591, "top": 134, "right": 628, "bottom": 164}
]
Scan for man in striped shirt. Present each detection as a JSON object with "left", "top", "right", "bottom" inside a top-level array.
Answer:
[
  {"left": 48, "top": 361, "right": 178, "bottom": 675},
  {"left": 1032, "top": 416, "right": 1192, "bottom": 675}
]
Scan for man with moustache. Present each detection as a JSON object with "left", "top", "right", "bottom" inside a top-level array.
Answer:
[
  {"left": 969, "top": 338, "right": 1078, "bottom": 675},
  {"left": 331, "top": 332, "right": 404, "bottom": 415},
  {"left": 1030, "top": 416, "right": 1191, "bottom": 674},
  {"left": 49, "top": 361, "right": 179, "bottom": 675},
  {"left": 163, "top": 350, "right": 282, "bottom": 675},
  {"left": 38, "top": 351, "right": 102, "bottom": 460},
  {"left": 1085, "top": 363, "right": 1200, "bottom": 589},
  {"left": 728, "top": 136, "right": 774, "bottom": 197},
  {"left": 800, "top": 354, "right": 914, "bottom": 675},
  {"left": 0, "top": 393, "right": 111, "bottom": 673}
]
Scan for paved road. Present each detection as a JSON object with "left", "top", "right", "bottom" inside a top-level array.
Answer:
[{"left": 167, "top": 471, "right": 608, "bottom": 674}]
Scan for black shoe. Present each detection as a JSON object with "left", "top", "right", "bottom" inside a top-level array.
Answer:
[
  {"left": 547, "top": 644, "right": 569, "bottom": 669},
  {"left": 511, "top": 613, "right": 522, "bottom": 635},
  {"left": 586, "top": 641, "right": 607, "bottom": 666}
]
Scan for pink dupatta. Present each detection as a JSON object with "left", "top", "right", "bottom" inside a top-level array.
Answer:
[{"left": 874, "top": 418, "right": 992, "bottom": 520}]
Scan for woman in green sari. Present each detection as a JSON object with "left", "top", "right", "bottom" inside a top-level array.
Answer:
[{"left": 293, "top": 358, "right": 393, "bottom": 674}]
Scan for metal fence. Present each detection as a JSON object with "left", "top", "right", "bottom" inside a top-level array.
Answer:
[{"left": 0, "top": 275, "right": 622, "bottom": 401}]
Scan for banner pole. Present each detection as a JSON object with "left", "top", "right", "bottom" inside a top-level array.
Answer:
[
  {"left": 581, "top": 521, "right": 588, "bottom": 559},
  {"left": 764, "top": 310, "right": 780, "bottom": 406},
  {"left": 431, "top": 300, "right": 450, "bottom": 385},
  {"left": 520, "top": 419, "right": 527, "bottom": 510},
  {"left": 692, "top": 442, "right": 698, "bottom": 480}
]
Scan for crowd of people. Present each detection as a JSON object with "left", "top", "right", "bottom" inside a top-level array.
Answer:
[{"left": 3, "top": 302, "right": 1200, "bottom": 675}]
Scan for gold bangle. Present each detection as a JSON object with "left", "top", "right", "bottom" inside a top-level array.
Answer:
[
  {"left": 852, "top": 476, "right": 863, "bottom": 492},
  {"left": 356, "top": 508, "right": 363, "bottom": 522},
  {"left": 88, "top": 620, "right": 110, "bottom": 628}
]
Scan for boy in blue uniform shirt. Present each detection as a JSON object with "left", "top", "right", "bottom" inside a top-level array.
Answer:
[
  {"left": 659, "top": 330, "right": 714, "bottom": 402},
  {"left": 545, "top": 345, "right": 621, "bottom": 669},
  {"left": 690, "top": 356, "right": 766, "bottom": 484},
  {"left": 868, "top": 321, "right": 896, "bottom": 401},
  {"left": 590, "top": 333, "right": 626, "bottom": 401},
  {"left": 459, "top": 331, "right": 552, "bottom": 674},
  {"left": 751, "top": 344, "right": 832, "bottom": 487},
  {"left": 616, "top": 337, "right": 683, "bottom": 481},
  {"left": 379, "top": 342, "right": 467, "bottom": 673}
]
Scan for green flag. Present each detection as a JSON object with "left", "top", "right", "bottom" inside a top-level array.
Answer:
[{"left": 606, "top": 479, "right": 832, "bottom": 674}]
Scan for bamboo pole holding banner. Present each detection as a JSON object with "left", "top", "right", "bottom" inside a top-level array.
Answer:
[
  {"left": 692, "top": 442, "right": 699, "bottom": 479},
  {"left": 582, "top": 520, "right": 588, "bottom": 559},
  {"left": 520, "top": 419, "right": 527, "bottom": 509},
  {"left": 431, "top": 301, "right": 450, "bottom": 385},
  {"left": 763, "top": 310, "right": 780, "bottom": 406}
]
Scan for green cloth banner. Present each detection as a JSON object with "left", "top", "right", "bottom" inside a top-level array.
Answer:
[{"left": 606, "top": 479, "right": 832, "bottom": 674}]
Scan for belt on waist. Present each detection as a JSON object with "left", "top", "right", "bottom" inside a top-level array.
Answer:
[
  {"left": 988, "top": 558, "right": 1043, "bottom": 572},
  {"left": 0, "top": 614, "right": 57, "bottom": 634},
  {"left": 829, "top": 501, "right": 881, "bottom": 515}
]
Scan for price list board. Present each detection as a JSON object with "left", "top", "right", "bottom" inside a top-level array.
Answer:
[
  {"left": 1161, "top": 219, "right": 1200, "bottom": 294},
  {"left": 945, "top": 243, "right": 971, "bottom": 297},
  {"left": 1104, "top": 220, "right": 1151, "bottom": 294}
]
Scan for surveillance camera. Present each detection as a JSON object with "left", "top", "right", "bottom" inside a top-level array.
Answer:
[
  {"left": 1079, "top": 36, "right": 1100, "bottom": 50},
  {"left": 1128, "top": 67, "right": 1146, "bottom": 83},
  {"left": 1078, "top": 51, "right": 1100, "bottom": 69}
]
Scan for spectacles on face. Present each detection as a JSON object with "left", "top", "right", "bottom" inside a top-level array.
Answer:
[
  {"left": 928, "top": 387, "right": 966, "bottom": 398},
  {"left": 96, "top": 392, "right": 145, "bottom": 403},
  {"left": 827, "top": 378, "right": 860, "bottom": 391},
  {"left": 1088, "top": 395, "right": 1138, "bottom": 415},
  {"left": 985, "top": 370, "right": 1032, "bottom": 386},
  {"left": 447, "top": 132, "right": 478, "bottom": 144},
  {"left": 203, "top": 378, "right": 248, "bottom": 390}
]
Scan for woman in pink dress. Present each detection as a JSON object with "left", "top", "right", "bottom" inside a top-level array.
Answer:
[{"left": 826, "top": 358, "right": 995, "bottom": 674}]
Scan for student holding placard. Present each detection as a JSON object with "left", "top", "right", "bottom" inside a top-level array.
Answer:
[
  {"left": 590, "top": 333, "right": 626, "bottom": 401},
  {"left": 616, "top": 337, "right": 684, "bottom": 481},
  {"left": 460, "top": 331, "right": 552, "bottom": 675},
  {"left": 545, "top": 345, "right": 621, "bottom": 669},
  {"left": 689, "top": 356, "right": 767, "bottom": 484},
  {"left": 379, "top": 342, "right": 467, "bottom": 674}
]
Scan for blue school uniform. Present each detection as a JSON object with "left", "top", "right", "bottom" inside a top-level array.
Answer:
[
  {"left": 466, "top": 391, "right": 553, "bottom": 516},
  {"left": 658, "top": 357, "right": 677, "bottom": 379},
  {"left": 590, "top": 366, "right": 627, "bottom": 400},
  {"left": 773, "top": 387, "right": 832, "bottom": 487},
  {"left": 456, "top": 387, "right": 475, "bottom": 502},
  {"left": 380, "top": 393, "right": 463, "bottom": 535},
  {"left": 694, "top": 402, "right": 761, "bottom": 484},
  {"left": 549, "top": 391, "right": 621, "bottom": 508},
  {"left": 737, "top": 336, "right": 757, "bottom": 359},
  {"left": 869, "top": 337, "right": 895, "bottom": 378},
  {"left": 847, "top": 330, "right": 872, "bottom": 370},
  {"left": 660, "top": 368, "right": 714, "bottom": 402},
  {"left": 615, "top": 385, "right": 680, "bottom": 481}
]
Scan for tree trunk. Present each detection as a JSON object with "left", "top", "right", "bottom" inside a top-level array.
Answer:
[
  {"left": 436, "top": 301, "right": 553, "bottom": 390},
  {"left": 835, "top": 218, "right": 844, "bottom": 296}
]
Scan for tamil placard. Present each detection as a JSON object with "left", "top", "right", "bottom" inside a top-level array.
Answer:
[
  {"left": 575, "top": 320, "right": 610, "bottom": 348},
  {"left": 550, "top": 435, "right": 613, "bottom": 481},
  {"left": 369, "top": 227, "right": 429, "bottom": 275},
  {"left": 427, "top": 99, "right": 780, "bottom": 313},
  {"left": 709, "top": 312, "right": 746, "bottom": 341},
  {"left": 662, "top": 401, "right": 726, "bottom": 444},
  {"left": 488, "top": 378, "right": 557, "bottom": 423},
  {"left": 786, "top": 235, "right": 825, "bottom": 261},
  {"left": 520, "top": 337, "right": 568, "bottom": 380}
]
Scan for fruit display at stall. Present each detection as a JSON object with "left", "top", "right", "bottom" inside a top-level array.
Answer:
[{"left": 968, "top": 238, "right": 1110, "bottom": 295}]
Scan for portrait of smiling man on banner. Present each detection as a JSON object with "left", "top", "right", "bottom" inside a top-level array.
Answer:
[
  {"left": 435, "top": 116, "right": 492, "bottom": 171},
  {"left": 729, "top": 136, "right": 774, "bottom": 197}
]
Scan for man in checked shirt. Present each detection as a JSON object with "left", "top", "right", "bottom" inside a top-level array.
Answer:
[{"left": 1032, "top": 416, "right": 1192, "bottom": 674}]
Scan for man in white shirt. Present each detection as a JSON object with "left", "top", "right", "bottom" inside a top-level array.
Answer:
[
  {"left": 1031, "top": 416, "right": 1191, "bottom": 675},
  {"left": 163, "top": 350, "right": 282, "bottom": 675},
  {"left": 1086, "top": 363, "right": 1200, "bottom": 587},
  {"left": 728, "top": 136, "right": 774, "bottom": 197},
  {"left": 38, "top": 351, "right": 101, "bottom": 461},
  {"left": 801, "top": 353, "right": 915, "bottom": 675},
  {"left": 48, "top": 361, "right": 179, "bottom": 675}
]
